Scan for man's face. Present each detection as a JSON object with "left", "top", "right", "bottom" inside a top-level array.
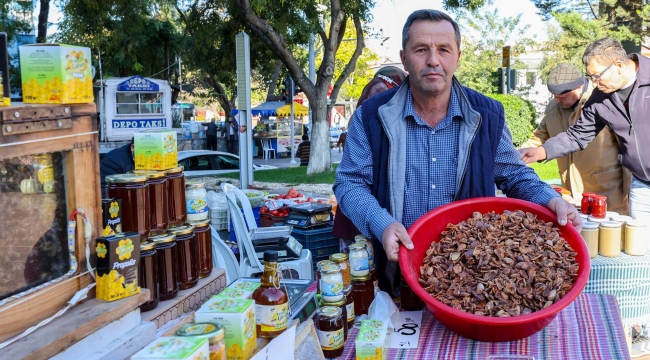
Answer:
[
  {"left": 585, "top": 57, "right": 626, "bottom": 94},
  {"left": 553, "top": 86, "right": 583, "bottom": 109},
  {"left": 400, "top": 20, "right": 461, "bottom": 98}
]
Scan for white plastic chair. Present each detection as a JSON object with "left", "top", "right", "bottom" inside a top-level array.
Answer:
[
  {"left": 211, "top": 227, "right": 241, "bottom": 284},
  {"left": 221, "top": 183, "right": 312, "bottom": 280},
  {"left": 261, "top": 139, "right": 276, "bottom": 160}
]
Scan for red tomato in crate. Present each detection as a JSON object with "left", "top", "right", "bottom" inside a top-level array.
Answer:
[
  {"left": 260, "top": 207, "right": 269, "bottom": 214},
  {"left": 270, "top": 210, "right": 280, "bottom": 216},
  {"left": 306, "top": 197, "right": 314, "bottom": 202}
]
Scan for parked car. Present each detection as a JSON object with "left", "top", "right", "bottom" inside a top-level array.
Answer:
[{"left": 99, "top": 149, "right": 276, "bottom": 177}]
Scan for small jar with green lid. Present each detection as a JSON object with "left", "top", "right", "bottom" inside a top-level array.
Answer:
[{"left": 176, "top": 322, "right": 226, "bottom": 360}]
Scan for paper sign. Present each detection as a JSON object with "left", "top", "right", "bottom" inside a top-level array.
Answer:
[
  {"left": 251, "top": 324, "right": 297, "bottom": 360},
  {"left": 390, "top": 311, "right": 423, "bottom": 349},
  {"left": 264, "top": 200, "right": 282, "bottom": 210}
]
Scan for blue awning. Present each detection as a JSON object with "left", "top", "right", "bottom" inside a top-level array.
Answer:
[{"left": 231, "top": 101, "right": 285, "bottom": 117}]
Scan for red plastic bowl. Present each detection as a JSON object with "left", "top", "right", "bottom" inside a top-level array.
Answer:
[{"left": 399, "top": 197, "right": 590, "bottom": 342}]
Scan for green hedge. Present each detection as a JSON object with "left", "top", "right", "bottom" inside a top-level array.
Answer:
[{"left": 486, "top": 94, "right": 537, "bottom": 148}]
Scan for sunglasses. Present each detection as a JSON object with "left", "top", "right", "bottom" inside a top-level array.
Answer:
[{"left": 586, "top": 62, "right": 614, "bottom": 83}]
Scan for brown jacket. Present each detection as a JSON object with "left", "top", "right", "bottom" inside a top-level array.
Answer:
[{"left": 521, "top": 86, "right": 630, "bottom": 214}]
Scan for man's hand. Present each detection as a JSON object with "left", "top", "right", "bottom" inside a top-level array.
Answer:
[
  {"left": 547, "top": 197, "right": 582, "bottom": 232},
  {"left": 381, "top": 222, "right": 414, "bottom": 262},
  {"left": 518, "top": 147, "right": 547, "bottom": 164}
]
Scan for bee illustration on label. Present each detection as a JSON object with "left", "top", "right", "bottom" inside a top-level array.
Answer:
[{"left": 96, "top": 243, "right": 107, "bottom": 258}]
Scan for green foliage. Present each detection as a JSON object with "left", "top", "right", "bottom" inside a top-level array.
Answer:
[
  {"left": 487, "top": 93, "right": 536, "bottom": 148},
  {"left": 331, "top": 20, "right": 379, "bottom": 101},
  {"left": 529, "top": 159, "right": 560, "bottom": 181},
  {"left": 219, "top": 164, "right": 339, "bottom": 184}
]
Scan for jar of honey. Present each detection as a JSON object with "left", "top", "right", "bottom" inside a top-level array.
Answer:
[
  {"left": 349, "top": 243, "right": 370, "bottom": 277},
  {"left": 591, "top": 195, "right": 608, "bottom": 219},
  {"left": 580, "top": 221, "right": 599, "bottom": 259},
  {"left": 188, "top": 219, "right": 213, "bottom": 278},
  {"left": 139, "top": 241, "right": 159, "bottom": 312},
  {"left": 329, "top": 253, "right": 351, "bottom": 288},
  {"left": 314, "top": 306, "right": 345, "bottom": 358},
  {"left": 320, "top": 264, "right": 344, "bottom": 303},
  {"left": 625, "top": 220, "right": 648, "bottom": 256},
  {"left": 351, "top": 274, "right": 374, "bottom": 316},
  {"left": 611, "top": 215, "right": 633, "bottom": 251},
  {"left": 165, "top": 167, "right": 187, "bottom": 226},
  {"left": 321, "top": 298, "right": 348, "bottom": 341},
  {"left": 581, "top": 192, "right": 595, "bottom": 215},
  {"left": 354, "top": 235, "right": 375, "bottom": 268},
  {"left": 151, "top": 233, "right": 178, "bottom": 301},
  {"left": 186, "top": 182, "right": 209, "bottom": 222},
  {"left": 169, "top": 225, "right": 199, "bottom": 290},
  {"left": 316, "top": 260, "right": 335, "bottom": 295},
  {"left": 400, "top": 273, "right": 423, "bottom": 311},
  {"left": 344, "top": 286, "right": 354, "bottom": 330},
  {"left": 133, "top": 170, "right": 169, "bottom": 236},
  {"left": 176, "top": 322, "right": 226, "bottom": 360},
  {"left": 106, "top": 174, "right": 150, "bottom": 239},
  {"left": 599, "top": 221, "right": 622, "bottom": 257},
  {"left": 369, "top": 265, "right": 379, "bottom": 295}
]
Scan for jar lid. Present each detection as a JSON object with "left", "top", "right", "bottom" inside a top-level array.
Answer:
[
  {"left": 132, "top": 170, "right": 166, "bottom": 179},
  {"left": 169, "top": 224, "right": 195, "bottom": 236},
  {"left": 321, "top": 263, "right": 341, "bottom": 274},
  {"left": 186, "top": 182, "right": 205, "bottom": 189},
  {"left": 105, "top": 174, "right": 147, "bottom": 183},
  {"left": 600, "top": 221, "right": 622, "bottom": 229},
  {"left": 188, "top": 218, "right": 211, "bottom": 228},
  {"left": 354, "top": 235, "right": 369, "bottom": 242},
  {"left": 579, "top": 214, "right": 589, "bottom": 220},
  {"left": 317, "top": 306, "right": 342, "bottom": 318},
  {"left": 329, "top": 253, "right": 348, "bottom": 262},
  {"left": 321, "top": 298, "right": 346, "bottom": 306},
  {"left": 582, "top": 221, "right": 600, "bottom": 230},
  {"left": 582, "top": 192, "right": 596, "bottom": 196},
  {"left": 351, "top": 274, "right": 372, "bottom": 282},
  {"left": 595, "top": 195, "right": 608, "bottom": 200},
  {"left": 349, "top": 243, "right": 367, "bottom": 252},
  {"left": 611, "top": 215, "right": 634, "bottom": 222},
  {"left": 317, "top": 260, "right": 335, "bottom": 270},
  {"left": 176, "top": 322, "right": 225, "bottom": 342},
  {"left": 140, "top": 241, "right": 156, "bottom": 251},
  {"left": 625, "top": 220, "right": 647, "bottom": 228},
  {"left": 606, "top": 211, "right": 620, "bottom": 218},
  {"left": 587, "top": 216, "right": 608, "bottom": 222},
  {"left": 164, "top": 166, "right": 185, "bottom": 174},
  {"left": 150, "top": 233, "right": 176, "bottom": 244},
  {"left": 344, "top": 285, "right": 352, "bottom": 295}
]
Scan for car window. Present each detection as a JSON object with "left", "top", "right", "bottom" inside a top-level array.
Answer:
[
  {"left": 214, "top": 154, "right": 239, "bottom": 170},
  {"left": 179, "top": 155, "right": 212, "bottom": 171}
]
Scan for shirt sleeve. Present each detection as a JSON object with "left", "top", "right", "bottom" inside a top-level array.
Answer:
[
  {"left": 542, "top": 102, "right": 606, "bottom": 160},
  {"left": 495, "top": 125, "right": 560, "bottom": 206},
  {"left": 333, "top": 107, "right": 396, "bottom": 241}
]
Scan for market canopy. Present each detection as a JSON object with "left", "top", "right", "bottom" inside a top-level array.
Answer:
[
  {"left": 231, "top": 101, "right": 286, "bottom": 117},
  {"left": 276, "top": 102, "right": 309, "bottom": 117}
]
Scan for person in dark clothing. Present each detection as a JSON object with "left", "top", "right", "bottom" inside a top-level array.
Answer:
[
  {"left": 296, "top": 134, "right": 311, "bottom": 166},
  {"left": 100, "top": 139, "right": 135, "bottom": 198},
  {"left": 221, "top": 116, "right": 239, "bottom": 154},
  {"left": 336, "top": 127, "right": 347, "bottom": 152},
  {"left": 204, "top": 118, "right": 219, "bottom": 151}
]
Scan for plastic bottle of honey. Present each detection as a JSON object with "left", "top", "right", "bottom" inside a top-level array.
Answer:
[{"left": 252, "top": 250, "right": 289, "bottom": 338}]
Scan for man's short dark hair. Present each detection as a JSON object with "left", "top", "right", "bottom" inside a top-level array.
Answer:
[
  {"left": 402, "top": 10, "right": 461, "bottom": 51},
  {"left": 583, "top": 38, "right": 629, "bottom": 67},
  {"left": 302, "top": 134, "right": 309, "bottom": 141}
]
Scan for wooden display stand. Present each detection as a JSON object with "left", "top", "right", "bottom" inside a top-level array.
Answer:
[{"left": 0, "top": 103, "right": 102, "bottom": 342}]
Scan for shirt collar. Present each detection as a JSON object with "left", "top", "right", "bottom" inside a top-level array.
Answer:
[{"left": 404, "top": 86, "right": 463, "bottom": 126}]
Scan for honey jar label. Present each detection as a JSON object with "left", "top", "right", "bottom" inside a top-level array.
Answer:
[
  {"left": 352, "top": 258, "right": 370, "bottom": 272},
  {"left": 255, "top": 303, "right": 288, "bottom": 332},
  {"left": 95, "top": 232, "right": 141, "bottom": 302},
  {"left": 102, "top": 198, "right": 122, "bottom": 236},
  {"left": 316, "top": 328, "right": 344, "bottom": 351},
  {"left": 186, "top": 198, "right": 208, "bottom": 215},
  {"left": 320, "top": 281, "right": 344, "bottom": 297},
  {"left": 346, "top": 302, "right": 355, "bottom": 322}
]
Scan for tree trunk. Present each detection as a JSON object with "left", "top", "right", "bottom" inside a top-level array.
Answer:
[
  {"left": 36, "top": 0, "right": 50, "bottom": 43},
  {"left": 266, "top": 60, "right": 282, "bottom": 101},
  {"left": 307, "top": 98, "right": 332, "bottom": 174}
]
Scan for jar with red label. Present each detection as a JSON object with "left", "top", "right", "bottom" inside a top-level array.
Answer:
[
  {"left": 581, "top": 192, "right": 595, "bottom": 215},
  {"left": 591, "top": 195, "right": 608, "bottom": 219}
]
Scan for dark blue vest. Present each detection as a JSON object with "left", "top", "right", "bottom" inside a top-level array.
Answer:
[{"left": 360, "top": 85, "right": 505, "bottom": 294}]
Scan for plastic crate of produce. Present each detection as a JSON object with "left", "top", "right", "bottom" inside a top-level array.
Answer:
[
  {"left": 210, "top": 208, "right": 229, "bottom": 231},
  {"left": 260, "top": 213, "right": 288, "bottom": 227},
  {"left": 291, "top": 226, "right": 336, "bottom": 244}
]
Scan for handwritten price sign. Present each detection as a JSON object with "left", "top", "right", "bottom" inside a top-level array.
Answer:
[{"left": 390, "top": 311, "right": 423, "bottom": 349}]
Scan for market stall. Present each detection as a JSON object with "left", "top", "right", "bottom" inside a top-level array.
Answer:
[{"left": 252, "top": 101, "right": 307, "bottom": 157}]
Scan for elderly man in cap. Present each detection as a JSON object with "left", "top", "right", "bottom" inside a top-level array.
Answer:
[{"left": 519, "top": 63, "right": 630, "bottom": 214}]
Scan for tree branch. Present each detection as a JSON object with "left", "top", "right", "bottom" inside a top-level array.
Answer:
[
  {"left": 329, "top": 12, "right": 364, "bottom": 104},
  {"left": 585, "top": 0, "right": 598, "bottom": 19}
]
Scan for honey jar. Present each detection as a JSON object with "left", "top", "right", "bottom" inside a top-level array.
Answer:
[
  {"left": 625, "top": 220, "right": 648, "bottom": 256},
  {"left": 599, "top": 221, "right": 622, "bottom": 257},
  {"left": 580, "top": 221, "right": 599, "bottom": 259}
]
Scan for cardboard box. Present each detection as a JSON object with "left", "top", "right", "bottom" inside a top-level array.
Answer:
[
  {"left": 219, "top": 280, "right": 261, "bottom": 299},
  {"left": 215, "top": 287, "right": 254, "bottom": 300},
  {"left": 101, "top": 198, "right": 122, "bottom": 236},
  {"left": 19, "top": 44, "right": 93, "bottom": 104},
  {"left": 195, "top": 298, "right": 257, "bottom": 360},
  {"left": 95, "top": 232, "right": 140, "bottom": 302},
  {"left": 131, "top": 337, "right": 209, "bottom": 360},
  {"left": 0, "top": 33, "right": 9, "bottom": 106},
  {"left": 134, "top": 130, "right": 178, "bottom": 170},
  {"left": 355, "top": 320, "right": 391, "bottom": 360}
]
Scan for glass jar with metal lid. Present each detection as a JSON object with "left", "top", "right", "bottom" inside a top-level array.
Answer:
[
  {"left": 189, "top": 218, "right": 213, "bottom": 278},
  {"left": 169, "top": 224, "right": 199, "bottom": 290},
  {"left": 133, "top": 170, "right": 169, "bottom": 235},
  {"left": 321, "top": 298, "right": 348, "bottom": 341},
  {"left": 351, "top": 274, "right": 374, "bottom": 316},
  {"left": 186, "top": 181, "right": 209, "bottom": 222},
  {"left": 139, "top": 241, "right": 159, "bottom": 312},
  {"left": 320, "top": 263, "right": 344, "bottom": 303},
  {"left": 581, "top": 222, "right": 599, "bottom": 259},
  {"left": 591, "top": 195, "right": 608, "bottom": 219},
  {"left": 151, "top": 233, "right": 178, "bottom": 300},
  {"left": 625, "top": 220, "right": 648, "bottom": 256},
  {"left": 316, "top": 260, "right": 335, "bottom": 295},
  {"left": 611, "top": 215, "right": 634, "bottom": 251},
  {"left": 176, "top": 322, "right": 226, "bottom": 360},
  {"left": 313, "top": 306, "right": 345, "bottom": 358},
  {"left": 329, "top": 253, "right": 351, "bottom": 288},
  {"left": 106, "top": 174, "right": 150, "bottom": 239},
  {"left": 344, "top": 286, "right": 354, "bottom": 330},
  {"left": 349, "top": 243, "right": 370, "bottom": 277},
  {"left": 354, "top": 235, "right": 375, "bottom": 267},
  {"left": 599, "top": 221, "right": 622, "bottom": 257},
  {"left": 165, "top": 166, "right": 187, "bottom": 226}
]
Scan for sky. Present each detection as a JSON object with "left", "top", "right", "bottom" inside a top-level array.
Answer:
[{"left": 366, "top": 0, "right": 555, "bottom": 62}]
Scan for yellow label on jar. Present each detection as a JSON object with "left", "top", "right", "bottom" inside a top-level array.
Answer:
[
  {"left": 255, "top": 303, "right": 289, "bottom": 332},
  {"left": 346, "top": 301, "right": 355, "bottom": 322},
  {"left": 316, "top": 328, "right": 344, "bottom": 351}
]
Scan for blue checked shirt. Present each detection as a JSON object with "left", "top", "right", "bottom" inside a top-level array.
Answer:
[{"left": 334, "top": 87, "right": 559, "bottom": 241}]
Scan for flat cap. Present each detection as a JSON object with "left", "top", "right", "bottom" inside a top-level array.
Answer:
[{"left": 547, "top": 63, "right": 585, "bottom": 94}]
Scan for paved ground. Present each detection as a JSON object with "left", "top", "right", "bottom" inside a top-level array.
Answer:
[{"left": 252, "top": 147, "right": 343, "bottom": 168}]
